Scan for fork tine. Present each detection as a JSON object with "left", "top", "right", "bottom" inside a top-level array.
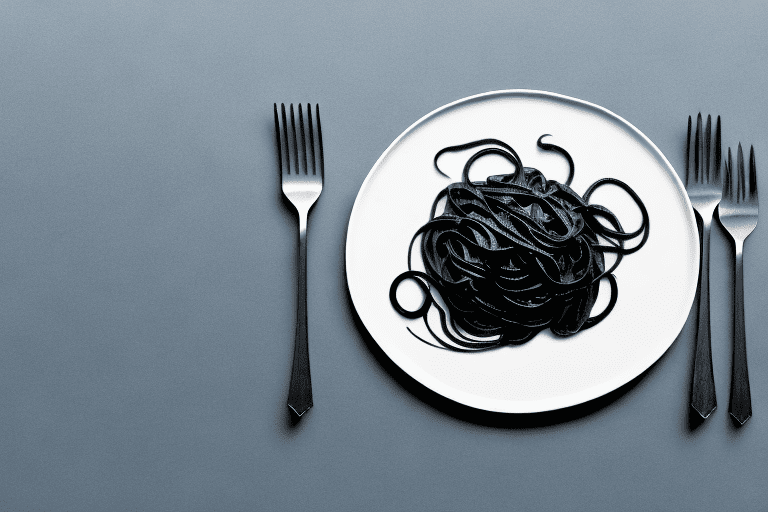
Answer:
[
  {"left": 714, "top": 116, "right": 721, "bottom": 183},
  {"left": 737, "top": 143, "right": 745, "bottom": 203},
  {"left": 316, "top": 104, "right": 324, "bottom": 179},
  {"left": 290, "top": 104, "right": 299, "bottom": 176},
  {"left": 695, "top": 113, "right": 703, "bottom": 183},
  {"left": 274, "top": 104, "right": 283, "bottom": 175},
  {"left": 705, "top": 115, "right": 711, "bottom": 181},
  {"left": 307, "top": 103, "right": 316, "bottom": 175},
  {"left": 298, "top": 104, "right": 307, "bottom": 174},
  {"left": 749, "top": 146, "right": 758, "bottom": 202},
  {"left": 281, "top": 103, "right": 290, "bottom": 174},
  {"left": 686, "top": 115, "right": 692, "bottom": 186},
  {"left": 723, "top": 147, "right": 732, "bottom": 200}
]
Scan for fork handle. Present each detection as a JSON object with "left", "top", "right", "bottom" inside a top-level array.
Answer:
[
  {"left": 288, "top": 211, "right": 313, "bottom": 417},
  {"left": 691, "top": 213, "right": 717, "bottom": 418},
  {"left": 730, "top": 241, "right": 751, "bottom": 424}
]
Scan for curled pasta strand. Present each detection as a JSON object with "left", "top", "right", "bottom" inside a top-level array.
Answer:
[{"left": 390, "top": 136, "right": 649, "bottom": 350}]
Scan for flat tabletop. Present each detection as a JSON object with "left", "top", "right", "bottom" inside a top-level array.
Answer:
[{"left": 1, "top": 1, "right": 767, "bottom": 510}]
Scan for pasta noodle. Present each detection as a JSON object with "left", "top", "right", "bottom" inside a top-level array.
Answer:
[{"left": 389, "top": 136, "right": 649, "bottom": 351}]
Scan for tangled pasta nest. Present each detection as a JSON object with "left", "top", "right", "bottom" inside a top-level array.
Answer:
[{"left": 389, "top": 136, "right": 649, "bottom": 351}]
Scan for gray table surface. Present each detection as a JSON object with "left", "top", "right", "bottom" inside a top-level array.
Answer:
[{"left": 1, "top": 1, "right": 767, "bottom": 510}]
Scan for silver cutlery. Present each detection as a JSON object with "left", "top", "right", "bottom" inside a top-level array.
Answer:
[
  {"left": 717, "top": 144, "right": 757, "bottom": 425},
  {"left": 685, "top": 113, "right": 721, "bottom": 419},
  {"left": 274, "top": 103, "right": 324, "bottom": 417}
]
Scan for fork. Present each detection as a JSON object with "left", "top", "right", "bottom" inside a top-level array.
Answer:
[
  {"left": 274, "top": 103, "right": 324, "bottom": 417},
  {"left": 717, "top": 144, "right": 758, "bottom": 425},
  {"left": 685, "top": 113, "right": 721, "bottom": 419}
]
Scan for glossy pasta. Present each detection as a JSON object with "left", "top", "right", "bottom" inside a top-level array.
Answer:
[{"left": 389, "top": 136, "right": 649, "bottom": 351}]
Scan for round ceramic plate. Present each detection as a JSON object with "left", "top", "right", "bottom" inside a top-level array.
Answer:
[{"left": 345, "top": 90, "right": 698, "bottom": 413}]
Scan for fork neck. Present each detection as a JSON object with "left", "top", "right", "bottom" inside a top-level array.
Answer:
[
  {"left": 699, "top": 204, "right": 719, "bottom": 227},
  {"left": 733, "top": 238, "right": 744, "bottom": 259},
  {"left": 296, "top": 208, "right": 310, "bottom": 236}
]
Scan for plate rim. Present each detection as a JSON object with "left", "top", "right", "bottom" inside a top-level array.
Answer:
[{"left": 345, "top": 89, "right": 698, "bottom": 413}]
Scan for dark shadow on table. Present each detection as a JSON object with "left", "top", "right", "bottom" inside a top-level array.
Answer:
[{"left": 345, "top": 284, "right": 659, "bottom": 429}]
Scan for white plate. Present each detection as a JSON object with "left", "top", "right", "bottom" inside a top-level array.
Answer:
[{"left": 345, "top": 90, "right": 698, "bottom": 413}]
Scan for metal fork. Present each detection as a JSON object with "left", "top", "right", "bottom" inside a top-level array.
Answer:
[
  {"left": 717, "top": 144, "right": 758, "bottom": 425},
  {"left": 685, "top": 113, "right": 721, "bottom": 419},
  {"left": 274, "top": 103, "right": 324, "bottom": 417}
]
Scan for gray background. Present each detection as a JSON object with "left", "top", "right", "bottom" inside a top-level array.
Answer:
[{"left": 1, "top": 1, "right": 767, "bottom": 510}]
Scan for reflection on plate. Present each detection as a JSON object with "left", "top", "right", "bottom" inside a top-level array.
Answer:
[{"left": 346, "top": 90, "right": 698, "bottom": 414}]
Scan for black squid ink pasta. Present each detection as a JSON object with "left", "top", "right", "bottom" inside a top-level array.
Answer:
[{"left": 389, "top": 136, "right": 649, "bottom": 351}]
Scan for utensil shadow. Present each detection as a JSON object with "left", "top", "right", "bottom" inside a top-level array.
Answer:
[{"left": 344, "top": 285, "right": 653, "bottom": 429}]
